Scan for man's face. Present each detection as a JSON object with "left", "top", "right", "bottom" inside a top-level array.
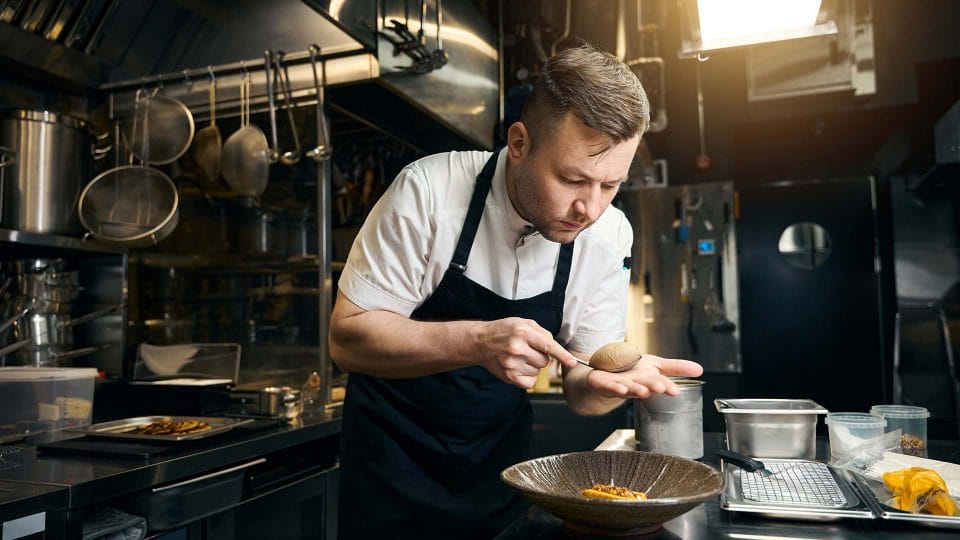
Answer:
[{"left": 507, "top": 112, "right": 640, "bottom": 244}]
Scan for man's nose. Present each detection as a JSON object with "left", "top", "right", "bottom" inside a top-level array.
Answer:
[{"left": 574, "top": 185, "right": 603, "bottom": 220}]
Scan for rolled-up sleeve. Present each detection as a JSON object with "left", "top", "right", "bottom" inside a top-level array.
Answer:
[{"left": 338, "top": 164, "right": 434, "bottom": 317}]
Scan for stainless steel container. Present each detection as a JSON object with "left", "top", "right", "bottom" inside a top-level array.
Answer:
[
  {"left": 0, "top": 110, "right": 93, "bottom": 235},
  {"left": 634, "top": 379, "right": 704, "bottom": 459},
  {"left": 714, "top": 398, "right": 828, "bottom": 459},
  {"left": 259, "top": 386, "right": 302, "bottom": 419},
  {"left": 228, "top": 204, "right": 285, "bottom": 257}
]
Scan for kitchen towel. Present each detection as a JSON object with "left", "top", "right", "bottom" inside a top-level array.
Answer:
[{"left": 82, "top": 507, "right": 147, "bottom": 540}]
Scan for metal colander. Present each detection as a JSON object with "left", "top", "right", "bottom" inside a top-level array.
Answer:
[{"left": 78, "top": 165, "right": 179, "bottom": 247}]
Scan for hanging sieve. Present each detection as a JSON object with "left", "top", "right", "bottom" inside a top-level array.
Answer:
[
  {"left": 80, "top": 89, "right": 180, "bottom": 247},
  {"left": 122, "top": 86, "right": 195, "bottom": 165},
  {"left": 78, "top": 165, "right": 179, "bottom": 247}
]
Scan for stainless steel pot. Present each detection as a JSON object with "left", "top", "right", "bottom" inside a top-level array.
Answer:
[
  {"left": 19, "top": 271, "right": 81, "bottom": 303},
  {"left": 229, "top": 205, "right": 285, "bottom": 257},
  {"left": 258, "top": 386, "right": 302, "bottom": 419},
  {"left": 18, "top": 305, "right": 119, "bottom": 348},
  {"left": 0, "top": 110, "right": 102, "bottom": 235}
]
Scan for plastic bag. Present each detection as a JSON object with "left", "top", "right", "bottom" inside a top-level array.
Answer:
[
  {"left": 831, "top": 428, "right": 902, "bottom": 471},
  {"left": 882, "top": 467, "right": 960, "bottom": 516}
]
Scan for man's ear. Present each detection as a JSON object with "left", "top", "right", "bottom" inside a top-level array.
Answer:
[{"left": 506, "top": 121, "right": 529, "bottom": 162}]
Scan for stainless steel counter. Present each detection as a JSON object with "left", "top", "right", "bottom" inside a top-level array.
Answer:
[
  {"left": 0, "top": 408, "right": 341, "bottom": 510},
  {"left": 496, "top": 430, "right": 960, "bottom": 540}
]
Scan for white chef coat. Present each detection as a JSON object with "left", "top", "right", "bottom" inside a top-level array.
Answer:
[{"left": 338, "top": 148, "right": 633, "bottom": 354}]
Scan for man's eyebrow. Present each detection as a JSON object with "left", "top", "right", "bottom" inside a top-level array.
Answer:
[{"left": 558, "top": 166, "right": 626, "bottom": 184}]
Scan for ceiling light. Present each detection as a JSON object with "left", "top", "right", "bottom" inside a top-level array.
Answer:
[{"left": 679, "top": 0, "right": 838, "bottom": 58}]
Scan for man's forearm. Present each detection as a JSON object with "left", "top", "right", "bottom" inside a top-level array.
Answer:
[{"left": 330, "top": 308, "right": 480, "bottom": 378}]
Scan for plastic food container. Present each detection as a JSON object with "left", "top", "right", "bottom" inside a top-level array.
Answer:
[
  {"left": 714, "top": 398, "right": 827, "bottom": 459},
  {"left": 869, "top": 404, "right": 930, "bottom": 457},
  {"left": 825, "top": 412, "right": 886, "bottom": 468},
  {"left": 0, "top": 367, "right": 96, "bottom": 438}
]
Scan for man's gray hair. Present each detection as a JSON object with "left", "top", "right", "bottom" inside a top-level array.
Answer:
[{"left": 521, "top": 42, "right": 650, "bottom": 150}]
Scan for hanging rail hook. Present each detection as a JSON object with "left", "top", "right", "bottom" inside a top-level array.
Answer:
[
  {"left": 207, "top": 66, "right": 216, "bottom": 84},
  {"left": 181, "top": 69, "right": 192, "bottom": 90}
]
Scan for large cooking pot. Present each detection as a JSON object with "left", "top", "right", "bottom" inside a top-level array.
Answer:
[{"left": 0, "top": 110, "right": 106, "bottom": 235}]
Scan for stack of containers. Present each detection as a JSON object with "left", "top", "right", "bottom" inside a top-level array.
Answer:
[{"left": 14, "top": 258, "right": 82, "bottom": 366}]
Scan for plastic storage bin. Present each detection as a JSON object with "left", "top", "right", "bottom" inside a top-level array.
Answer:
[
  {"left": 0, "top": 367, "right": 96, "bottom": 438},
  {"left": 825, "top": 412, "right": 886, "bottom": 469},
  {"left": 870, "top": 404, "right": 930, "bottom": 457}
]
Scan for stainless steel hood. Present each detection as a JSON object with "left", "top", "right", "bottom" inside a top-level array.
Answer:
[{"left": 0, "top": 0, "right": 498, "bottom": 151}]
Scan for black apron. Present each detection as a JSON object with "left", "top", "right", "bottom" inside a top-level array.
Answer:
[{"left": 337, "top": 152, "right": 574, "bottom": 539}]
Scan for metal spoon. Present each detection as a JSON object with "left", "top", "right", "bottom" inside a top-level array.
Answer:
[{"left": 573, "top": 356, "right": 641, "bottom": 373}]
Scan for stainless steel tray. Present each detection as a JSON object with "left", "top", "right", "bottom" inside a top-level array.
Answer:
[
  {"left": 720, "top": 458, "right": 875, "bottom": 521},
  {"left": 68, "top": 416, "right": 254, "bottom": 442}
]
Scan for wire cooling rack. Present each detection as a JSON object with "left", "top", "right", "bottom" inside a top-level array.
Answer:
[{"left": 740, "top": 460, "right": 847, "bottom": 507}]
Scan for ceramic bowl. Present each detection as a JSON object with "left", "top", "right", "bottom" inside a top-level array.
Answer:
[{"left": 501, "top": 450, "right": 723, "bottom": 531}]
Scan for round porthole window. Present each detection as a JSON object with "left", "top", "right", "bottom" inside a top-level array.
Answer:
[{"left": 778, "top": 222, "right": 831, "bottom": 270}]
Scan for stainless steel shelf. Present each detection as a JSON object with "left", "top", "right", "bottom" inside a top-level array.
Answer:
[{"left": 0, "top": 228, "right": 127, "bottom": 255}]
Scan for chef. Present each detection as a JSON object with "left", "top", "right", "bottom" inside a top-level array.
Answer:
[{"left": 329, "top": 42, "right": 703, "bottom": 539}]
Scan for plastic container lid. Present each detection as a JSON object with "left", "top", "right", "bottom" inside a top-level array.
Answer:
[
  {"left": 825, "top": 412, "right": 886, "bottom": 428},
  {"left": 0, "top": 367, "right": 98, "bottom": 380},
  {"left": 869, "top": 404, "right": 930, "bottom": 419}
]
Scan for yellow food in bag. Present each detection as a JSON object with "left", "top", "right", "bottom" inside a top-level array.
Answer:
[{"left": 882, "top": 467, "right": 959, "bottom": 516}]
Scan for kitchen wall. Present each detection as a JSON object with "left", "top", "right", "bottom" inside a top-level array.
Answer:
[{"left": 501, "top": 0, "right": 960, "bottom": 437}]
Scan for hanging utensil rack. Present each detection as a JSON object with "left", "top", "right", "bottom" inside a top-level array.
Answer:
[{"left": 102, "top": 47, "right": 379, "bottom": 123}]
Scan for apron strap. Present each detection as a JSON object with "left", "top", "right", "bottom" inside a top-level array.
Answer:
[
  {"left": 449, "top": 152, "right": 498, "bottom": 273},
  {"left": 552, "top": 242, "right": 574, "bottom": 294}
]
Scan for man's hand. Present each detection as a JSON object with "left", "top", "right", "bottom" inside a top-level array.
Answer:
[
  {"left": 582, "top": 354, "right": 703, "bottom": 399},
  {"left": 475, "top": 317, "right": 580, "bottom": 389}
]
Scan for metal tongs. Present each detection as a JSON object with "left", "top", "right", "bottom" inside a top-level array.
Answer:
[{"left": 717, "top": 449, "right": 807, "bottom": 480}]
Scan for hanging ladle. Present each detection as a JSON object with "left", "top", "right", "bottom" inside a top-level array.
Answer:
[
  {"left": 306, "top": 44, "right": 332, "bottom": 162},
  {"left": 266, "top": 50, "right": 301, "bottom": 166}
]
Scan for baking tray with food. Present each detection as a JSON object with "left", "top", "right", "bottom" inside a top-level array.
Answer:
[{"left": 68, "top": 416, "right": 254, "bottom": 441}]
